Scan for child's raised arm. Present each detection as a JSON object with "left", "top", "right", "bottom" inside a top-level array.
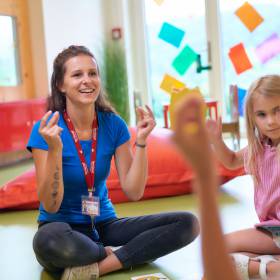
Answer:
[
  {"left": 172, "top": 94, "right": 240, "bottom": 280},
  {"left": 206, "top": 118, "right": 245, "bottom": 170}
]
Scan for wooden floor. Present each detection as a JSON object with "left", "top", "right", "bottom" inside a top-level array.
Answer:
[{"left": 0, "top": 158, "right": 258, "bottom": 280}]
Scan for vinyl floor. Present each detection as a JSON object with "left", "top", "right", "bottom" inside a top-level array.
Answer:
[{"left": 0, "top": 157, "right": 257, "bottom": 280}]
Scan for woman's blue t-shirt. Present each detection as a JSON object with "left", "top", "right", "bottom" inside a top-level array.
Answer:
[{"left": 27, "top": 111, "right": 130, "bottom": 224}]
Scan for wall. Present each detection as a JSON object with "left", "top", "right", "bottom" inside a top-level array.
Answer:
[
  {"left": 42, "top": 0, "right": 106, "bottom": 84},
  {"left": 40, "top": 0, "right": 139, "bottom": 124},
  {"left": 101, "top": 0, "right": 150, "bottom": 125},
  {"left": 0, "top": 0, "right": 105, "bottom": 101}
]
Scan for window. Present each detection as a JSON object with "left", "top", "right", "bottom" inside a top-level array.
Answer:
[
  {"left": 143, "top": 0, "right": 280, "bottom": 126},
  {"left": 0, "top": 15, "right": 21, "bottom": 86},
  {"left": 219, "top": 0, "right": 280, "bottom": 114},
  {"left": 144, "top": 0, "right": 210, "bottom": 126}
]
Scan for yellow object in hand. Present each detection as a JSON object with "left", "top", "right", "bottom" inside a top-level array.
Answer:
[
  {"left": 170, "top": 87, "right": 204, "bottom": 130},
  {"left": 183, "top": 122, "right": 199, "bottom": 135}
]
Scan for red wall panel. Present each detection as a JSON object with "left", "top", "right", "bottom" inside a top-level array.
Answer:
[{"left": 0, "top": 99, "right": 47, "bottom": 152}]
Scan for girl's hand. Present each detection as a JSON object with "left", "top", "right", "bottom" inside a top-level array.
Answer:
[
  {"left": 206, "top": 117, "right": 222, "bottom": 144},
  {"left": 39, "top": 111, "right": 63, "bottom": 151},
  {"left": 135, "top": 105, "right": 156, "bottom": 144}
]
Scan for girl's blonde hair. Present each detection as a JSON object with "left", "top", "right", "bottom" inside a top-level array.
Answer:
[{"left": 245, "top": 74, "right": 280, "bottom": 183}]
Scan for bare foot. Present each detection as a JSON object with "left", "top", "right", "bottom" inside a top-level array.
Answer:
[{"left": 267, "top": 260, "right": 280, "bottom": 279}]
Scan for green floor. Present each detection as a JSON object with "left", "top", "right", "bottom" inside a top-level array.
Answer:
[
  {"left": 0, "top": 159, "right": 34, "bottom": 186},
  {"left": 0, "top": 160, "right": 257, "bottom": 280}
]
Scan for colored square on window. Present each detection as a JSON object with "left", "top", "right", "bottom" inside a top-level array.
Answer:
[
  {"left": 158, "top": 22, "right": 185, "bottom": 48},
  {"left": 235, "top": 2, "right": 263, "bottom": 32},
  {"left": 228, "top": 43, "right": 252, "bottom": 75},
  {"left": 255, "top": 33, "right": 280, "bottom": 64},
  {"left": 153, "top": 0, "right": 164, "bottom": 5},
  {"left": 159, "top": 74, "right": 185, "bottom": 95},
  {"left": 172, "top": 45, "right": 197, "bottom": 75}
]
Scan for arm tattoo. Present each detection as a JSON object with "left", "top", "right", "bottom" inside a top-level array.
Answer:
[{"left": 51, "top": 165, "right": 60, "bottom": 206}]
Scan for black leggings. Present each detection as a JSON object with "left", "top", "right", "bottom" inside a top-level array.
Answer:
[{"left": 33, "top": 211, "right": 199, "bottom": 272}]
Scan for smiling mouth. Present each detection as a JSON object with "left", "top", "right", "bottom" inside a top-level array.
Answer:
[
  {"left": 267, "top": 128, "right": 280, "bottom": 132},
  {"left": 79, "top": 89, "right": 95, "bottom": 94}
]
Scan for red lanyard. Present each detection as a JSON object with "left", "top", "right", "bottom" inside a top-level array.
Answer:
[{"left": 63, "top": 111, "right": 98, "bottom": 195}]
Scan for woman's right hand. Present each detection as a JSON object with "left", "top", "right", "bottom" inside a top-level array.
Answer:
[
  {"left": 39, "top": 111, "right": 63, "bottom": 151},
  {"left": 206, "top": 117, "right": 223, "bottom": 144}
]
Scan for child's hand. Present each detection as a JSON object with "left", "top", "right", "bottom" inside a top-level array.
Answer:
[
  {"left": 39, "top": 111, "right": 63, "bottom": 151},
  {"left": 135, "top": 105, "right": 156, "bottom": 145},
  {"left": 172, "top": 94, "right": 212, "bottom": 172},
  {"left": 206, "top": 117, "right": 222, "bottom": 144}
]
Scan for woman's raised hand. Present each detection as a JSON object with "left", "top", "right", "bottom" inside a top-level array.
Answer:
[
  {"left": 135, "top": 105, "right": 156, "bottom": 144},
  {"left": 39, "top": 111, "right": 63, "bottom": 151}
]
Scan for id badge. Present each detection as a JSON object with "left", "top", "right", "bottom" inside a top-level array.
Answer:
[{"left": 81, "top": 195, "right": 100, "bottom": 216}]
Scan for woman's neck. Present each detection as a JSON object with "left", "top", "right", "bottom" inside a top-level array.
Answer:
[{"left": 66, "top": 103, "right": 95, "bottom": 131}]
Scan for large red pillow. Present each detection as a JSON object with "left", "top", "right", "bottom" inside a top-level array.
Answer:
[
  {"left": 107, "top": 127, "right": 244, "bottom": 202},
  {"left": 0, "top": 168, "right": 39, "bottom": 210},
  {"left": 0, "top": 127, "right": 244, "bottom": 210}
]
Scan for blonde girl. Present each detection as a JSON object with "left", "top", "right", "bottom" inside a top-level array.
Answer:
[{"left": 207, "top": 75, "right": 280, "bottom": 280}]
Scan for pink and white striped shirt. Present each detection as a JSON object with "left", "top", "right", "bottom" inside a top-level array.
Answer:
[{"left": 244, "top": 143, "right": 280, "bottom": 227}]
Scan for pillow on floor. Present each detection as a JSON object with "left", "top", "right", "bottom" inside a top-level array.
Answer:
[
  {"left": 0, "top": 127, "right": 244, "bottom": 210},
  {"left": 0, "top": 168, "right": 39, "bottom": 210}
]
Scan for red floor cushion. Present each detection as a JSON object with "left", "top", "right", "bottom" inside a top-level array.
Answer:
[
  {"left": 0, "top": 168, "right": 39, "bottom": 210},
  {"left": 0, "top": 127, "right": 244, "bottom": 210}
]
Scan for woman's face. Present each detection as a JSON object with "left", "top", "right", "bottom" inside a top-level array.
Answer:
[
  {"left": 59, "top": 54, "right": 101, "bottom": 108},
  {"left": 253, "top": 93, "right": 280, "bottom": 145}
]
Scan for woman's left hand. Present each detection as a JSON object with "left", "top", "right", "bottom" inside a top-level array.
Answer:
[{"left": 135, "top": 105, "right": 156, "bottom": 144}]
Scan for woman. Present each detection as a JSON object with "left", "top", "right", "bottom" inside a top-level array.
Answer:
[{"left": 27, "top": 45, "right": 199, "bottom": 279}]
